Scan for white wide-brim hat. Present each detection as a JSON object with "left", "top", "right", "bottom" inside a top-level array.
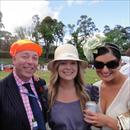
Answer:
[{"left": 47, "top": 44, "right": 88, "bottom": 71}]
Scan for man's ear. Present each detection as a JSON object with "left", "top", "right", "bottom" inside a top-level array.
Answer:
[{"left": 12, "top": 56, "right": 16, "bottom": 65}]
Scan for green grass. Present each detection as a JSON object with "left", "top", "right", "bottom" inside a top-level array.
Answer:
[
  {"left": 0, "top": 68, "right": 100, "bottom": 84},
  {"left": 84, "top": 68, "right": 100, "bottom": 84},
  {"left": 0, "top": 71, "right": 10, "bottom": 79}
]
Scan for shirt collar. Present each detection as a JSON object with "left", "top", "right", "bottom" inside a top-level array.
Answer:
[{"left": 13, "top": 70, "right": 33, "bottom": 86}]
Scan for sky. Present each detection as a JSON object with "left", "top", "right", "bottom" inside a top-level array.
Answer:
[{"left": 0, "top": 0, "right": 130, "bottom": 35}]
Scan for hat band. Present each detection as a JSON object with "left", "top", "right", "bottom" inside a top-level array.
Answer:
[{"left": 54, "top": 53, "right": 80, "bottom": 61}]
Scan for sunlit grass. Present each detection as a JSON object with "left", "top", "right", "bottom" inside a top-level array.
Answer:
[
  {"left": 0, "top": 68, "right": 100, "bottom": 85},
  {"left": 84, "top": 68, "right": 100, "bottom": 84}
]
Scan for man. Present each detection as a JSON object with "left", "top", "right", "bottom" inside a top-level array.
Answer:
[{"left": 0, "top": 39, "right": 47, "bottom": 130}]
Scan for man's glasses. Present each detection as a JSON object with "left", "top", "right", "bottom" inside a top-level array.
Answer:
[{"left": 94, "top": 60, "right": 119, "bottom": 69}]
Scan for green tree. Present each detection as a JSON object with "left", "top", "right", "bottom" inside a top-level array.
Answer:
[
  {"left": 14, "top": 26, "right": 27, "bottom": 39},
  {"left": 103, "top": 25, "right": 130, "bottom": 52},
  {"left": 32, "top": 14, "right": 40, "bottom": 42},
  {"left": 0, "top": 30, "right": 16, "bottom": 51},
  {"left": 77, "top": 15, "right": 99, "bottom": 39},
  {"left": 14, "top": 26, "right": 33, "bottom": 39},
  {"left": 0, "top": 11, "right": 16, "bottom": 51},
  {"left": 38, "top": 16, "right": 65, "bottom": 59},
  {"left": 67, "top": 15, "right": 99, "bottom": 59},
  {"left": 103, "top": 25, "right": 110, "bottom": 34},
  {"left": 67, "top": 24, "right": 79, "bottom": 45},
  {"left": 0, "top": 11, "right": 4, "bottom": 31}
]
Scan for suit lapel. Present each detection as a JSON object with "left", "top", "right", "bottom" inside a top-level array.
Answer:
[{"left": 6, "top": 73, "right": 30, "bottom": 129}]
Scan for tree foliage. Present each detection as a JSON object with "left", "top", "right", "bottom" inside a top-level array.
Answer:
[
  {"left": 32, "top": 15, "right": 40, "bottom": 42},
  {"left": 0, "top": 11, "right": 16, "bottom": 51},
  {"left": 67, "top": 15, "right": 99, "bottom": 59},
  {"left": 0, "top": 30, "right": 16, "bottom": 51},
  {"left": 103, "top": 25, "right": 130, "bottom": 52},
  {"left": 38, "top": 16, "right": 65, "bottom": 59},
  {"left": 0, "top": 11, "right": 4, "bottom": 30},
  {"left": 14, "top": 26, "right": 33, "bottom": 39},
  {"left": 1, "top": 10, "right": 130, "bottom": 59},
  {"left": 77, "top": 15, "right": 99, "bottom": 38}
]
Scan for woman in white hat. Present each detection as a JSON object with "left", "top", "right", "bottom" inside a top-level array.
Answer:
[{"left": 47, "top": 44, "right": 99, "bottom": 130}]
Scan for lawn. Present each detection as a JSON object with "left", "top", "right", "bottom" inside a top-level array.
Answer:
[{"left": 0, "top": 68, "right": 100, "bottom": 85}]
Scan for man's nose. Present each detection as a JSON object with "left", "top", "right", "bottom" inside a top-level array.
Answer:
[{"left": 27, "top": 57, "right": 33, "bottom": 63}]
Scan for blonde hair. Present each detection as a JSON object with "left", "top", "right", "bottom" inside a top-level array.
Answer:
[{"left": 48, "top": 61, "right": 90, "bottom": 111}]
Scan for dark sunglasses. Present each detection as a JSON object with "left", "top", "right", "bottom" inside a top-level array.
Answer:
[{"left": 94, "top": 60, "right": 119, "bottom": 69}]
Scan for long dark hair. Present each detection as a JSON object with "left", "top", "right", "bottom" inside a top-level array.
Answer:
[{"left": 93, "top": 43, "right": 121, "bottom": 61}]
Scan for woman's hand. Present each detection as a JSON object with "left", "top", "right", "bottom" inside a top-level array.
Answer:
[
  {"left": 83, "top": 108, "right": 118, "bottom": 130},
  {"left": 83, "top": 108, "right": 106, "bottom": 127}
]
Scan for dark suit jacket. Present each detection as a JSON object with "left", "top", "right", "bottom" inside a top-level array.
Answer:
[{"left": 0, "top": 73, "right": 48, "bottom": 130}]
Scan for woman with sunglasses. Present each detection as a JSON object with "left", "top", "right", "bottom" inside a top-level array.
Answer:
[{"left": 83, "top": 36, "right": 130, "bottom": 130}]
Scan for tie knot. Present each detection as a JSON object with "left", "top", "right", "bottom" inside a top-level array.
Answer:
[
  {"left": 23, "top": 83, "right": 31, "bottom": 90},
  {"left": 23, "top": 83, "right": 35, "bottom": 96}
]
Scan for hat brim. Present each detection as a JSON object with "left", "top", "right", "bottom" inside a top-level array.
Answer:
[{"left": 47, "top": 58, "right": 88, "bottom": 71}]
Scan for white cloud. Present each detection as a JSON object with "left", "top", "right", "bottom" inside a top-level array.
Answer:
[
  {"left": 66, "top": 0, "right": 85, "bottom": 6},
  {"left": 66, "top": 0, "right": 73, "bottom": 6},
  {"left": 1, "top": 1, "right": 61, "bottom": 33},
  {"left": 89, "top": 0, "right": 103, "bottom": 5},
  {"left": 66, "top": 0, "right": 103, "bottom": 6}
]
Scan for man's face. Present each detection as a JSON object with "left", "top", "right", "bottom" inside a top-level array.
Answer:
[{"left": 13, "top": 50, "right": 39, "bottom": 81}]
